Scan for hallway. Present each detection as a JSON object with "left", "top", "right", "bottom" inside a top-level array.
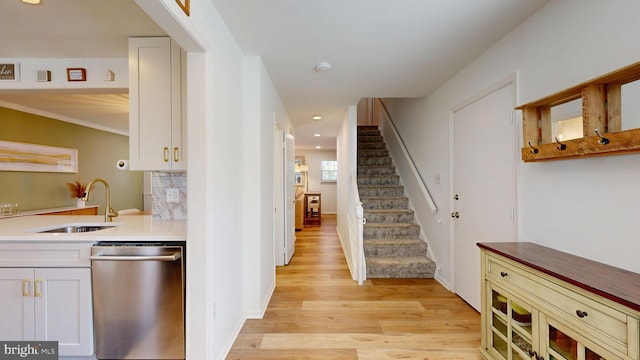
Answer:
[{"left": 227, "top": 215, "right": 481, "bottom": 359}]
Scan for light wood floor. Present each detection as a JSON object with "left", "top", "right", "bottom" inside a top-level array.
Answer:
[{"left": 227, "top": 215, "right": 481, "bottom": 359}]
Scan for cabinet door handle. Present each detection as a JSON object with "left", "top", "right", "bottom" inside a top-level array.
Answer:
[
  {"left": 527, "top": 350, "right": 544, "bottom": 360},
  {"left": 22, "top": 279, "right": 31, "bottom": 297},
  {"left": 164, "top": 147, "right": 169, "bottom": 162},
  {"left": 500, "top": 271, "right": 508, "bottom": 277},
  {"left": 173, "top": 147, "right": 179, "bottom": 162},
  {"left": 576, "top": 309, "right": 588, "bottom": 318},
  {"left": 34, "top": 279, "right": 43, "bottom": 297}
]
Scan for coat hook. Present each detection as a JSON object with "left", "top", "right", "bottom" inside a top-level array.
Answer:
[
  {"left": 594, "top": 129, "right": 609, "bottom": 145},
  {"left": 555, "top": 137, "right": 566, "bottom": 150},
  {"left": 528, "top": 142, "right": 539, "bottom": 154}
]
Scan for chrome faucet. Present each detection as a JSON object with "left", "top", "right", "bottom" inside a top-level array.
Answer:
[{"left": 82, "top": 178, "right": 118, "bottom": 222}]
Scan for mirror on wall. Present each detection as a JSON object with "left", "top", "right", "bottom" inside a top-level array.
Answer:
[
  {"left": 551, "top": 98, "right": 582, "bottom": 142},
  {"left": 622, "top": 80, "right": 640, "bottom": 131},
  {"left": 547, "top": 78, "right": 640, "bottom": 142}
]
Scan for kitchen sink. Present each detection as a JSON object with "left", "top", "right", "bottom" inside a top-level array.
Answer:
[
  {"left": 27, "top": 222, "right": 122, "bottom": 234},
  {"left": 38, "top": 225, "right": 116, "bottom": 233}
]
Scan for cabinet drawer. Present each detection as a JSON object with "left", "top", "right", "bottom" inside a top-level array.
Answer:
[
  {"left": 488, "top": 255, "right": 631, "bottom": 355},
  {"left": 0, "top": 243, "right": 91, "bottom": 267}
]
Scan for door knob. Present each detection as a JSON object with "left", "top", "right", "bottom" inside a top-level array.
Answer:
[
  {"left": 451, "top": 212, "right": 459, "bottom": 218},
  {"left": 454, "top": 194, "right": 459, "bottom": 200}
]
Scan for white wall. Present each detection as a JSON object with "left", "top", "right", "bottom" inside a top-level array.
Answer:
[
  {"left": 243, "top": 56, "right": 292, "bottom": 318},
  {"left": 296, "top": 149, "right": 338, "bottom": 214},
  {"left": 137, "top": 1, "right": 292, "bottom": 359},
  {"left": 384, "top": 0, "right": 640, "bottom": 289},
  {"left": 336, "top": 105, "right": 359, "bottom": 279}
]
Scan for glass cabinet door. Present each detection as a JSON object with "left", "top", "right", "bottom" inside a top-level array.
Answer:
[
  {"left": 489, "top": 287, "right": 535, "bottom": 360},
  {"left": 545, "top": 319, "right": 614, "bottom": 360}
]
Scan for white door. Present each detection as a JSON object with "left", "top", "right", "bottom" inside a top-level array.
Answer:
[
  {"left": 452, "top": 81, "right": 517, "bottom": 311},
  {"left": 284, "top": 134, "right": 296, "bottom": 264},
  {"left": 273, "top": 125, "right": 285, "bottom": 266}
]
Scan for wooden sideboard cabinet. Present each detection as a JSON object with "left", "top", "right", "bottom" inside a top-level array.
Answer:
[{"left": 478, "top": 242, "right": 640, "bottom": 360}]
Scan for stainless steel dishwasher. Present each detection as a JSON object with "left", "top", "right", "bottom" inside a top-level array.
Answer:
[{"left": 90, "top": 242, "right": 185, "bottom": 360}]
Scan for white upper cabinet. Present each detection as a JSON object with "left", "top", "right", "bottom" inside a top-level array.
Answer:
[{"left": 129, "top": 37, "right": 186, "bottom": 171}]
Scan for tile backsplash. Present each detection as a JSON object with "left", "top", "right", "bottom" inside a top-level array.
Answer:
[{"left": 152, "top": 172, "right": 187, "bottom": 220}]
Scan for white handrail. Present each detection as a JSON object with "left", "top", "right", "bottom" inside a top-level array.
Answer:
[
  {"left": 351, "top": 171, "right": 366, "bottom": 285},
  {"left": 375, "top": 99, "right": 438, "bottom": 213}
]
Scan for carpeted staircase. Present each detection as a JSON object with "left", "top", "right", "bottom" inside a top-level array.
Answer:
[{"left": 357, "top": 125, "right": 436, "bottom": 278}]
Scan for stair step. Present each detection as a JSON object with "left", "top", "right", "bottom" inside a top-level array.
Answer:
[
  {"left": 357, "top": 129, "right": 381, "bottom": 136},
  {"left": 358, "top": 142, "right": 386, "bottom": 150},
  {"left": 357, "top": 125, "right": 379, "bottom": 130},
  {"left": 358, "top": 185, "right": 404, "bottom": 197},
  {"left": 360, "top": 196, "right": 408, "bottom": 210},
  {"left": 366, "top": 256, "right": 436, "bottom": 279},
  {"left": 358, "top": 157, "right": 392, "bottom": 166},
  {"left": 357, "top": 175, "right": 399, "bottom": 186},
  {"left": 364, "top": 223, "right": 420, "bottom": 239},
  {"left": 364, "top": 209, "right": 414, "bottom": 223},
  {"left": 358, "top": 166, "right": 396, "bottom": 176},
  {"left": 364, "top": 238, "right": 426, "bottom": 257},
  {"left": 358, "top": 149, "right": 390, "bottom": 158},
  {"left": 358, "top": 135, "right": 384, "bottom": 143}
]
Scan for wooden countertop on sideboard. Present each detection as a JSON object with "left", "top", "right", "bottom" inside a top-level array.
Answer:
[{"left": 477, "top": 242, "right": 640, "bottom": 312}]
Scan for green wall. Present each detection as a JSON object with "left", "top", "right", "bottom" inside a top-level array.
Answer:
[{"left": 0, "top": 107, "right": 143, "bottom": 214}]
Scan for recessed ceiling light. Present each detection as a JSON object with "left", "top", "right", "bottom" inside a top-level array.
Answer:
[
  {"left": 312, "top": 115, "right": 322, "bottom": 120},
  {"left": 315, "top": 146, "right": 321, "bottom": 149},
  {"left": 314, "top": 134, "right": 321, "bottom": 137},
  {"left": 22, "top": 0, "right": 40, "bottom": 3},
  {"left": 314, "top": 62, "right": 332, "bottom": 72}
]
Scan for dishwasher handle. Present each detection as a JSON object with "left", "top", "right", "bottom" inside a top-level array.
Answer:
[{"left": 90, "top": 252, "right": 182, "bottom": 262}]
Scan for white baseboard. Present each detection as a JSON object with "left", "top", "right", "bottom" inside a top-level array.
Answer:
[{"left": 245, "top": 280, "right": 276, "bottom": 319}]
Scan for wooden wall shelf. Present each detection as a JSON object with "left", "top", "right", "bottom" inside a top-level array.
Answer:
[
  {"left": 522, "top": 128, "right": 640, "bottom": 162},
  {"left": 518, "top": 61, "right": 640, "bottom": 162}
]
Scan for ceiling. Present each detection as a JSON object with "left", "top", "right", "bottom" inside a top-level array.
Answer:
[{"left": 0, "top": 0, "right": 549, "bottom": 149}]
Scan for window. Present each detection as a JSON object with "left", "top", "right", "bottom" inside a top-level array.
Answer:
[{"left": 320, "top": 160, "right": 337, "bottom": 182}]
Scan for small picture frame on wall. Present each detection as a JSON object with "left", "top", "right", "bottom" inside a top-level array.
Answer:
[
  {"left": 295, "top": 173, "right": 303, "bottom": 185},
  {"left": 66, "top": 68, "right": 86, "bottom": 82},
  {"left": 176, "top": 0, "right": 190, "bottom": 16},
  {"left": 0, "top": 62, "right": 19, "bottom": 81}
]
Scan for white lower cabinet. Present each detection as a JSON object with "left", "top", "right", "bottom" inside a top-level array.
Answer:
[
  {"left": 479, "top": 243, "right": 640, "bottom": 360},
  {"left": 0, "top": 267, "right": 93, "bottom": 356}
]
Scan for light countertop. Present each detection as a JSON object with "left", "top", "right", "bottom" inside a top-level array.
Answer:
[{"left": 0, "top": 215, "right": 186, "bottom": 243}]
